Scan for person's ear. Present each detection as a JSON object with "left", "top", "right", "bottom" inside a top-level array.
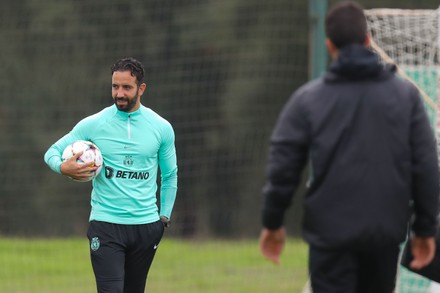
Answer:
[
  {"left": 326, "top": 38, "right": 338, "bottom": 59},
  {"left": 364, "top": 33, "right": 371, "bottom": 47},
  {"left": 138, "top": 83, "right": 147, "bottom": 96}
]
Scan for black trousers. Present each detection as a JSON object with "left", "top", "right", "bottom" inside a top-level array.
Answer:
[
  {"left": 87, "top": 220, "right": 164, "bottom": 293},
  {"left": 309, "top": 245, "right": 400, "bottom": 293}
]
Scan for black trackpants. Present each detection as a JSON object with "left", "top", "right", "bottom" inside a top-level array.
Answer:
[
  {"left": 309, "top": 245, "right": 400, "bottom": 293},
  {"left": 87, "top": 220, "right": 164, "bottom": 293}
]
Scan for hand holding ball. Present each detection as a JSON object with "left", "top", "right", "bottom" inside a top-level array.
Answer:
[{"left": 61, "top": 140, "right": 103, "bottom": 182}]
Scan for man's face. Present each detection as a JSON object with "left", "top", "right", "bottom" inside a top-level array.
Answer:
[{"left": 112, "top": 70, "right": 146, "bottom": 112}]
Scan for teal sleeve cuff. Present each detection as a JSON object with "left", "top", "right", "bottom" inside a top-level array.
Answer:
[
  {"left": 160, "top": 187, "right": 177, "bottom": 218},
  {"left": 44, "top": 148, "right": 63, "bottom": 175}
]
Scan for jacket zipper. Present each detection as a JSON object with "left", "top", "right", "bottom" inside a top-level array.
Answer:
[{"left": 127, "top": 115, "right": 131, "bottom": 139}]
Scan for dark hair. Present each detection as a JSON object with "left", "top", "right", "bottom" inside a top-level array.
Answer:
[
  {"left": 325, "top": 1, "right": 367, "bottom": 49},
  {"left": 111, "top": 57, "right": 145, "bottom": 85}
]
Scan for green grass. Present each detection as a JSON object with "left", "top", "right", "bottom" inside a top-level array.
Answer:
[{"left": 0, "top": 237, "right": 308, "bottom": 293}]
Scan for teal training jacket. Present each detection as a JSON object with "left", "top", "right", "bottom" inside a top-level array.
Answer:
[{"left": 44, "top": 104, "right": 178, "bottom": 225}]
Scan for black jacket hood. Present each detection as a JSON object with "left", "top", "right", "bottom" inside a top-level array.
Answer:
[{"left": 326, "top": 44, "right": 396, "bottom": 81}]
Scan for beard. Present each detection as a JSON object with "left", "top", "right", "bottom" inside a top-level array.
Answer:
[
  {"left": 113, "top": 88, "right": 140, "bottom": 112},
  {"left": 114, "top": 96, "right": 138, "bottom": 112}
]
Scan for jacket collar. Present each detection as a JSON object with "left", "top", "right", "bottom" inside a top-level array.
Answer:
[
  {"left": 113, "top": 104, "right": 143, "bottom": 118},
  {"left": 325, "top": 44, "right": 395, "bottom": 82}
]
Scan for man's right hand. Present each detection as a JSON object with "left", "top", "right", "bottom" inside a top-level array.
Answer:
[
  {"left": 259, "top": 227, "right": 286, "bottom": 265},
  {"left": 60, "top": 151, "right": 97, "bottom": 181}
]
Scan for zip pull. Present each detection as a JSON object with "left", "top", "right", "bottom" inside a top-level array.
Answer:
[{"left": 127, "top": 115, "right": 131, "bottom": 139}]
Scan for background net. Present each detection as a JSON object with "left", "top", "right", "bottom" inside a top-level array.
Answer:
[
  {"left": 366, "top": 8, "right": 439, "bottom": 124},
  {"left": 0, "top": 1, "right": 310, "bottom": 292}
]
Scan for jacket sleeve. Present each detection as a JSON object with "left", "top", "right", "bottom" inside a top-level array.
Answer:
[
  {"left": 262, "top": 92, "right": 310, "bottom": 229},
  {"left": 410, "top": 89, "right": 440, "bottom": 237},
  {"left": 158, "top": 122, "right": 178, "bottom": 219},
  {"left": 44, "top": 132, "right": 78, "bottom": 174},
  {"left": 43, "top": 118, "right": 92, "bottom": 174}
]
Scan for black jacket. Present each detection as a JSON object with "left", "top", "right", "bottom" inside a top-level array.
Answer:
[{"left": 262, "top": 44, "right": 439, "bottom": 249}]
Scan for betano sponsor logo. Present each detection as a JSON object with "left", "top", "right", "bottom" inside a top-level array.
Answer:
[{"left": 105, "top": 166, "right": 149, "bottom": 180}]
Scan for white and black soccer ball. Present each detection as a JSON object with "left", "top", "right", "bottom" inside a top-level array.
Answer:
[{"left": 61, "top": 140, "right": 103, "bottom": 182}]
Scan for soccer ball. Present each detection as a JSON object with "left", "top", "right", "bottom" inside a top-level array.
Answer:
[{"left": 61, "top": 140, "right": 103, "bottom": 182}]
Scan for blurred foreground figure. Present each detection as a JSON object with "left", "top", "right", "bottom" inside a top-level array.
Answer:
[{"left": 259, "top": 2, "right": 439, "bottom": 292}]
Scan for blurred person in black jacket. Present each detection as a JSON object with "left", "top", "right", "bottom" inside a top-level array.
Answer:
[{"left": 259, "top": 1, "right": 439, "bottom": 292}]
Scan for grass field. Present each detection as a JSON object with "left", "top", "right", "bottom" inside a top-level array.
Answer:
[{"left": 0, "top": 237, "right": 309, "bottom": 293}]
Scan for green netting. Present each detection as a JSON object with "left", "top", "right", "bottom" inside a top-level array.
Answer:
[
  {"left": 398, "top": 266, "right": 432, "bottom": 293},
  {"left": 404, "top": 67, "right": 439, "bottom": 128}
]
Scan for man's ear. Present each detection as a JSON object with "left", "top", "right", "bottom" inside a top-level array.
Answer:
[
  {"left": 364, "top": 33, "right": 371, "bottom": 47},
  {"left": 138, "top": 83, "right": 147, "bottom": 96},
  {"left": 326, "top": 38, "right": 338, "bottom": 59}
]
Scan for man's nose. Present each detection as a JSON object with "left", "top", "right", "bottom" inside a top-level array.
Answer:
[{"left": 115, "top": 90, "right": 125, "bottom": 97}]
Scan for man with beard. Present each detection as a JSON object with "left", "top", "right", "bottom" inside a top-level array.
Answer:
[{"left": 44, "top": 57, "right": 178, "bottom": 293}]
